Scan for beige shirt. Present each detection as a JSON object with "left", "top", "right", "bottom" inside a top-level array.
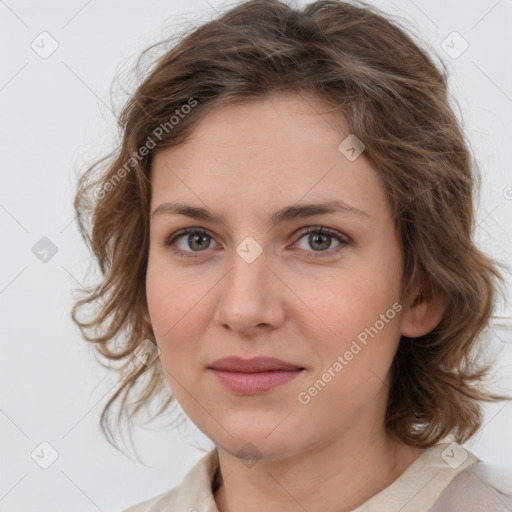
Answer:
[{"left": 122, "top": 442, "right": 512, "bottom": 512}]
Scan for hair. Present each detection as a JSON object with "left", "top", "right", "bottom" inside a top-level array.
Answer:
[{"left": 71, "top": 0, "right": 509, "bottom": 455}]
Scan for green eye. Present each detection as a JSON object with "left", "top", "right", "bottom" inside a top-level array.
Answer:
[{"left": 164, "top": 226, "right": 349, "bottom": 259}]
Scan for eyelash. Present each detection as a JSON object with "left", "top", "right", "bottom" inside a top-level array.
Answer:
[{"left": 163, "top": 226, "right": 349, "bottom": 259}]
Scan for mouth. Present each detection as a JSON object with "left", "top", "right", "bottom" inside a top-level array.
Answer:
[
  {"left": 209, "top": 368, "right": 305, "bottom": 394},
  {"left": 208, "top": 356, "right": 305, "bottom": 373},
  {"left": 207, "top": 356, "right": 305, "bottom": 394}
]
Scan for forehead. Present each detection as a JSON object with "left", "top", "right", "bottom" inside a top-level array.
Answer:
[
  {"left": 153, "top": 92, "right": 347, "bottom": 166},
  {"left": 149, "top": 92, "right": 387, "bottom": 221}
]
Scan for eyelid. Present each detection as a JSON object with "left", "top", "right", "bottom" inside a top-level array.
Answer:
[
  {"left": 291, "top": 226, "right": 350, "bottom": 258},
  {"left": 164, "top": 225, "right": 350, "bottom": 258}
]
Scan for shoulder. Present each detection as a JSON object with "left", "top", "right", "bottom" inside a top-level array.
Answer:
[
  {"left": 429, "top": 461, "right": 512, "bottom": 512},
  {"left": 121, "top": 486, "right": 180, "bottom": 512},
  {"left": 119, "top": 449, "right": 220, "bottom": 512}
]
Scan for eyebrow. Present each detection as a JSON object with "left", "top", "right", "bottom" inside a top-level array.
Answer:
[{"left": 151, "top": 199, "right": 369, "bottom": 228}]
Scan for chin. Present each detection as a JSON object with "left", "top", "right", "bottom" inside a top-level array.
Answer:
[{"left": 213, "top": 429, "right": 305, "bottom": 462}]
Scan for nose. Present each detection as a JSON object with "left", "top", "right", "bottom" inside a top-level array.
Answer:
[{"left": 213, "top": 248, "right": 285, "bottom": 336}]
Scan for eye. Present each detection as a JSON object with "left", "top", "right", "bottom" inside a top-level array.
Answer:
[
  {"left": 164, "top": 228, "right": 218, "bottom": 258},
  {"left": 163, "top": 226, "right": 349, "bottom": 259},
  {"left": 293, "top": 226, "right": 349, "bottom": 257}
]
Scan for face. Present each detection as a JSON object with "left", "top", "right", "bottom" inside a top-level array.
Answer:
[{"left": 146, "top": 92, "right": 407, "bottom": 461}]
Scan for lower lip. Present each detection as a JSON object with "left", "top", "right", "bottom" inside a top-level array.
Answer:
[{"left": 209, "top": 369, "right": 303, "bottom": 394}]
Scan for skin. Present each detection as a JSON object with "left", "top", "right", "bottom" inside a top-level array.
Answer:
[{"left": 146, "top": 92, "right": 446, "bottom": 512}]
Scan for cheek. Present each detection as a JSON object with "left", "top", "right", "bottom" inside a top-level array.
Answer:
[
  {"left": 146, "top": 281, "right": 201, "bottom": 405},
  {"left": 145, "top": 261, "right": 211, "bottom": 377},
  {"left": 300, "top": 305, "right": 403, "bottom": 420},
  {"left": 146, "top": 261, "right": 185, "bottom": 360},
  {"left": 300, "top": 255, "right": 403, "bottom": 387},
  {"left": 146, "top": 269, "right": 170, "bottom": 340},
  {"left": 146, "top": 251, "right": 197, "bottom": 336},
  {"left": 304, "top": 259, "right": 401, "bottom": 342}
]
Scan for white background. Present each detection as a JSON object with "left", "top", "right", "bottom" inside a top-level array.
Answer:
[{"left": 1, "top": 0, "right": 511, "bottom": 511}]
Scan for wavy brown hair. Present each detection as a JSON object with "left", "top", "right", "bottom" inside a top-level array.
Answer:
[{"left": 71, "top": 0, "right": 509, "bottom": 453}]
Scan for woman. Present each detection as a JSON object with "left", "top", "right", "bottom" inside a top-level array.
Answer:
[{"left": 71, "top": 1, "right": 512, "bottom": 510}]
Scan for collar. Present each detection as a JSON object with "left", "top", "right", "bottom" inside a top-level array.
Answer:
[{"left": 148, "top": 442, "right": 478, "bottom": 512}]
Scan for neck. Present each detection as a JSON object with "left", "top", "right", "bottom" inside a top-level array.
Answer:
[{"left": 213, "top": 401, "right": 424, "bottom": 512}]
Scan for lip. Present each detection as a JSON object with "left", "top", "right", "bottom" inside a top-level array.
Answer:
[
  {"left": 208, "top": 356, "right": 304, "bottom": 372},
  {"left": 208, "top": 357, "right": 305, "bottom": 395}
]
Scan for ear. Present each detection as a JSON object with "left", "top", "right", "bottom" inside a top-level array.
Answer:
[{"left": 400, "top": 285, "right": 447, "bottom": 338}]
